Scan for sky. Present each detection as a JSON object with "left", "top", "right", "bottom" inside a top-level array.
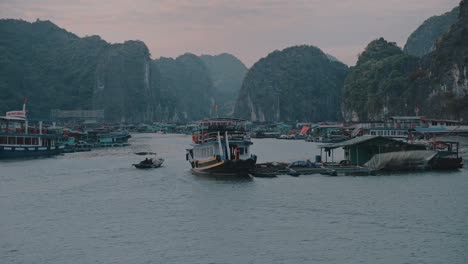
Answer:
[{"left": 0, "top": 0, "right": 461, "bottom": 66}]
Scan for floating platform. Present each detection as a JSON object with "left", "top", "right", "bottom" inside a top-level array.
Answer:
[
  {"left": 251, "top": 162, "right": 376, "bottom": 177},
  {"left": 93, "top": 143, "right": 130, "bottom": 148},
  {"left": 320, "top": 165, "right": 377, "bottom": 176}
]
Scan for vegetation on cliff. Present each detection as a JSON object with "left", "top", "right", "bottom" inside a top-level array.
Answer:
[
  {"left": 234, "top": 45, "right": 348, "bottom": 122},
  {"left": 0, "top": 19, "right": 154, "bottom": 121},
  {"left": 1, "top": 0, "right": 467, "bottom": 123},
  {"left": 0, "top": 19, "right": 106, "bottom": 117},
  {"left": 199, "top": 54, "right": 247, "bottom": 116},
  {"left": 344, "top": 0, "right": 468, "bottom": 121},
  {"left": 154, "top": 54, "right": 215, "bottom": 122},
  {"left": 409, "top": 0, "right": 468, "bottom": 119},
  {"left": 343, "top": 38, "right": 419, "bottom": 121},
  {"left": 0, "top": 19, "right": 241, "bottom": 122},
  {"left": 404, "top": 7, "right": 459, "bottom": 57}
]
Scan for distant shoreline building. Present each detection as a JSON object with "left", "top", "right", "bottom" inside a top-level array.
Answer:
[{"left": 50, "top": 109, "right": 104, "bottom": 124}]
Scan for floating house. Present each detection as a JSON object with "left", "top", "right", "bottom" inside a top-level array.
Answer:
[{"left": 320, "top": 136, "right": 426, "bottom": 166}]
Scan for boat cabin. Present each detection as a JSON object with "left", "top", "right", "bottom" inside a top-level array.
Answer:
[
  {"left": 0, "top": 116, "right": 62, "bottom": 148},
  {"left": 320, "top": 136, "right": 426, "bottom": 166},
  {"left": 189, "top": 118, "right": 252, "bottom": 162}
]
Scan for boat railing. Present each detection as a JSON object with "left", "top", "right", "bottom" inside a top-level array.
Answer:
[
  {"left": 192, "top": 131, "right": 249, "bottom": 144},
  {"left": 0, "top": 126, "right": 61, "bottom": 135}
]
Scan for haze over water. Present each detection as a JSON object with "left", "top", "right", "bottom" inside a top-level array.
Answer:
[{"left": 1, "top": 134, "right": 468, "bottom": 263}]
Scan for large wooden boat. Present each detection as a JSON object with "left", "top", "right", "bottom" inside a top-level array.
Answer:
[
  {"left": 186, "top": 118, "right": 257, "bottom": 176},
  {"left": 0, "top": 102, "right": 64, "bottom": 159}
]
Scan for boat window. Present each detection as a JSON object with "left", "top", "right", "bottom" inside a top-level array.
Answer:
[
  {"left": 32, "top": 138, "right": 38, "bottom": 145},
  {"left": 17, "top": 137, "right": 24, "bottom": 145},
  {"left": 432, "top": 121, "right": 437, "bottom": 126},
  {"left": 0, "top": 136, "right": 6, "bottom": 144},
  {"left": 239, "top": 148, "right": 245, "bottom": 155},
  {"left": 25, "top": 137, "right": 31, "bottom": 145},
  {"left": 8, "top": 137, "right": 15, "bottom": 145}
]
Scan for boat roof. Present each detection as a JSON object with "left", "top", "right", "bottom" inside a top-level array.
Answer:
[
  {"left": 389, "top": 116, "right": 423, "bottom": 120},
  {"left": 0, "top": 116, "right": 26, "bottom": 121},
  {"left": 0, "top": 132, "right": 62, "bottom": 138},
  {"left": 190, "top": 140, "right": 252, "bottom": 147},
  {"left": 199, "top": 117, "right": 248, "bottom": 125},
  {"left": 320, "top": 135, "right": 412, "bottom": 150},
  {"left": 419, "top": 117, "right": 460, "bottom": 122},
  {"left": 320, "top": 135, "right": 378, "bottom": 149},
  {"left": 413, "top": 127, "right": 448, "bottom": 133}
]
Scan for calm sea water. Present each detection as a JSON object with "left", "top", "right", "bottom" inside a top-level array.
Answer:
[{"left": 1, "top": 134, "right": 467, "bottom": 264}]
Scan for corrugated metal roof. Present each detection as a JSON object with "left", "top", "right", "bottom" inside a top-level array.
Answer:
[
  {"left": 320, "top": 135, "right": 376, "bottom": 149},
  {"left": 320, "top": 135, "right": 406, "bottom": 149}
]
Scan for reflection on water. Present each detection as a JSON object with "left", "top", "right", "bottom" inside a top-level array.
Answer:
[{"left": 1, "top": 133, "right": 467, "bottom": 264}]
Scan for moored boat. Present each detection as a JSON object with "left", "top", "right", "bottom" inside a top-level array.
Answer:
[
  {"left": 0, "top": 102, "right": 64, "bottom": 159},
  {"left": 186, "top": 118, "right": 257, "bottom": 176}
]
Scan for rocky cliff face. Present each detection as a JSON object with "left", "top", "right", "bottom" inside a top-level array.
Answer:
[
  {"left": 0, "top": 19, "right": 155, "bottom": 122},
  {"left": 410, "top": 0, "right": 468, "bottom": 119},
  {"left": 234, "top": 45, "right": 348, "bottom": 122},
  {"left": 343, "top": 38, "right": 419, "bottom": 121},
  {"left": 0, "top": 19, "right": 105, "bottom": 117},
  {"left": 199, "top": 53, "right": 247, "bottom": 116},
  {"left": 404, "top": 6, "right": 459, "bottom": 57},
  {"left": 0, "top": 19, "right": 241, "bottom": 122},
  {"left": 153, "top": 54, "right": 215, "bottom": 122},
  {"left": 94, "top": 41, "right": 153, "bottom": 122},
  {"left": 343, "top": 0, "right": 468, "bottom": 121}
]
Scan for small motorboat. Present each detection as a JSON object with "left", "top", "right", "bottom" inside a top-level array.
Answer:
[{"left": 132, "top": 155, "right": 164, "bottom": 169}]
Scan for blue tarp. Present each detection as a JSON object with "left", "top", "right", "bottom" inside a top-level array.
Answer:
[{"left": 414, "top": 127, "right": 448, "bottom": 133}]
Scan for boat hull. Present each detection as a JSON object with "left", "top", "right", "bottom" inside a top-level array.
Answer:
[
  {"left": 429, "top": 157, "right": 463, "bottom": 170},
  {"left": 133, "top": 163, "right": 162, "bottom": 169},
  {"left": 191, "top": 158, "right": 256, "bottom": 176},
  {"left": 0, "top": 145, "right": 64, "bottom": 159}
]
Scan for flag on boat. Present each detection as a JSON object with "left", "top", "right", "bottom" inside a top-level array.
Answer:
[{"left": 300, "top": 125, "right": 310, "bottom": 135}]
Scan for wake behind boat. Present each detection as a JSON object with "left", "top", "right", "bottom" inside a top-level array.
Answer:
[{"left": 186, "top": 118, "right": 257, "bottom": 176}]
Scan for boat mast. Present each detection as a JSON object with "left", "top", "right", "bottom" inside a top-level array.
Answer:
[
  {"left": 24, "top": 97, "right": 29, "bottom": 133},
  {"left": 217, "top": 131, "right": 223, "bottom": 159},
  {"left": 225, "top": 130, "right": 231, "bottom": 160}
]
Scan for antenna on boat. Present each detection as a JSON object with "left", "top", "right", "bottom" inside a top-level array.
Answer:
[
  {"left": 217, "top": 131, "right": 224, "bottom": 160},
  {"left": 23, "top": 96, "right": 27, "bottom": 115}
]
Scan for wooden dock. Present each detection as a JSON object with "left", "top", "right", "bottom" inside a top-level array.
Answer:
[{"left": 251, "top": 162, "right": 376, "bottom": 177}]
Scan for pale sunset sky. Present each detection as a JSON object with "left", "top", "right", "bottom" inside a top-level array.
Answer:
[{"left": 0, "top": 0, "right": 461, "bottom": 66}]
